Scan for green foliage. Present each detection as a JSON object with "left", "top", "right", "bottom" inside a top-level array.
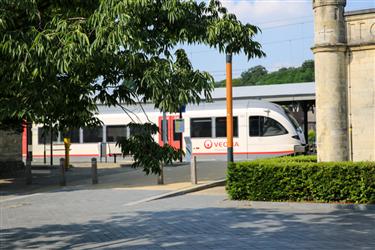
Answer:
[
  {"left": 142, "top": 49, "right": 215, "bottom": 113},
  {"left": 227, "top": 156, "right": 375, "bottom": 204},
  {"left": 0, "top": 117, "right": 23, "bottom": 133},
  {"left": 308, "top": 129, "right": 316, "bottom": 144},
  {"left": 216, "top": 60, "right": 314, "bottom": 87},
  {"left": 116, "top": 123, "right": 183, "bottom": 175},
  {"left": 1, "top": 0, "right": 264, "bottom": 122},
  {"left": 1, "top": 0, "right": 264, "bottom": 174},
  {"left": 240, "top": 65, "right": 268, "bottom": 85}
]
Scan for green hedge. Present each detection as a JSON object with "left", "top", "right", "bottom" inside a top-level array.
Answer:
[{"left": 227, "top": 156, "right": 375, "bottom": 204}]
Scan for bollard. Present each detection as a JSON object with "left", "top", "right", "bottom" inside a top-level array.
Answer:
[
  {"left": 60, "top": 158, "right": 66, "bottom": 186},
  {"left": 91, "top": 158, "right": 98, "bottom": 184},
  {"left": 191, "top": 156, "right": 197, "bottom": 185},
  {"left": 157, "top": 163, "right": 164, "bottom": 185},
  {"left": 25, "top": 159, "right": 32, "bottom": 185}
]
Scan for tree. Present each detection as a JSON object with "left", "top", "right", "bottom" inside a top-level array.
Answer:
[
  {"left": 240, "top": 65, "right": 268, "bottom": 85},
  {"left": 215, "top": 60, "right": 315, "bottom": 87},
  {"left": 260, "top": 60, "right": 314, "bottom": 84},
  {"left": 0, "top": 0, "right": 264, "bottom": 174}
]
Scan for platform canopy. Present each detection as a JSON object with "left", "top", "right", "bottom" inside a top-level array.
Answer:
[{"left": 208, "top": 82, "right": 315, "bottom": 104}]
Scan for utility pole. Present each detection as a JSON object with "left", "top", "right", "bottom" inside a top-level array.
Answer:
[{"left": 226, "top": 53, "right": 234, "bottom": 163}]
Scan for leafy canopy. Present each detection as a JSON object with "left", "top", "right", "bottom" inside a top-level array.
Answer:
[
  {"left": 216, "top": 60, "right": 314, "bottom": 87},
  {"left": 0, "top": 0, "right": 264, "bottom": 174}
]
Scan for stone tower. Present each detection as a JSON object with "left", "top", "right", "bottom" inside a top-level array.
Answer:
[{"left": 312, "top": 0, "right": 349, "bottom": 162}]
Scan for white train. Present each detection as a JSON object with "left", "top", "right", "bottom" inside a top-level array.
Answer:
[{"left": 28, "top": 100, "right": 306, "bottom": 162}]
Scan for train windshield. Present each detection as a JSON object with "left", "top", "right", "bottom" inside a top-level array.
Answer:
[{"left": 284, "top": 109, "right": 301, "bottom": 130}]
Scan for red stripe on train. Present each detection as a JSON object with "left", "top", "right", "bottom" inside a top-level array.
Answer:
[
  {"left": 31, "top": 151, "right": 294, "bottom": 158},
  {"left": 32, "top": 154, "right": 100, "bottom": 158},
  {"left": 193, "top": 151, "right": 294, "bottom": 155}
]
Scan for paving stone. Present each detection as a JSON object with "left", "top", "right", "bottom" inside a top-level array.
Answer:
[{"left": 1, "top": 186, "right": 374, "bottom": 249}]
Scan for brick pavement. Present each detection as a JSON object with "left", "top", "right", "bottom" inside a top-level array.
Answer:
[{"left": 1, "top": 186, "right": 374, "bottom": 249}]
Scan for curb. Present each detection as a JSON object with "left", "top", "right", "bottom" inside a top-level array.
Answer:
[
  {"left": 241, "top": 201, "right": 375, "bottom": 211},
  {"left": 124, "top": 179, "right": 226, "bottom": 206}
]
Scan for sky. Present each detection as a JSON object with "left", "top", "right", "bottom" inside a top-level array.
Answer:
[{"left": 182, "top": 0, "right": 375, "bottom": 81}]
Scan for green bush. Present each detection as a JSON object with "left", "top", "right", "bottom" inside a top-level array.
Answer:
[
  {"left": 227, "top": 156, "right": 375, "bottom": 204},
  {"left": 308, "top": 129, "right": 316, "bottom": 144}
]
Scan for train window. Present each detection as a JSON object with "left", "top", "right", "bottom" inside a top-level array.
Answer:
[
  {"left": 249, "top": 116, "right": 288, "bottom": 137},
  {"left": 172, "top": 121, "right": 180, "bottom": 141},
  {"left": 215, "top": 117, "right": 238, "bottom": 138},
  {"left": 106, "top": 125, "right": 127, "bottom": 142},
  {"left": 38, "top": 128, "right": 58, "bottom": 144},
  {"left": 263, "top": 117, "right": 288, "bottom": 136},
  {"left": 60, "top": 129, "right": 80, "bottom": 143},
  {"left": 191, "top": 118, "right": 212, "bottom": 138},
  {"left": 83, "top": 127, "right": 103, "bottom": 143},
  {"left": 249, "top": 117, "right": 261, "bottom": 137}
]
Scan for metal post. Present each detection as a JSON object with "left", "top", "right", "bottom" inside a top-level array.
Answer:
[
  {"left": 179, "top": 108, "right": 183, "bottom": 162},
  {"left": 302, "top": 102, "right": 309, "bottom": 145},
  {"left": 157, "top": 162, "right": 164, "bottom": 185},
  {"left": 50, "top": 125, "right": 53, "bottom": 166},
  {"left": 91, "top": 158, "right": 98, "bottom": 184},
  {"left": 26, "top": 122, "right": 32, "bottom": 163},
  {"left": 64, "top": 137, "right": 70, "bottom": 171},
  {"left": 25, "top": 159, "right": 32, "bottom": 185},
  {"left": 190, "top": 156, "right": 197, "bottom": 185},
  {"left": 162, "top": 112, "right": 168, "bottom": 144},
  {"left": 59, "top": 158, "right": 66, "bottom": 186},
  {"left": 226, "top": 53, "right": 234, "bottom": 163},
  {"left": 158, "top": 112, "right": 168, "bottom": 185},
  {"left": 43, "top": 135, "right": 46, "bottom": 164},
  {"left": 100, "top": 143, "right": 102, "bottom": 163}
]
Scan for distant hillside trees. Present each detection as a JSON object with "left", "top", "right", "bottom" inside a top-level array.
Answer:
[{"left": 216, "top": 60, "right": 314, "bottom": 87}]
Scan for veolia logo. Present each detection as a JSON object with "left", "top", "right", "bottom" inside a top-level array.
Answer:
[
  {"left": 204, "top": 140, "right": 213, "bottom": 149},
  {"left": 204, "top": 140, "right": 240, "bottom": 149}
]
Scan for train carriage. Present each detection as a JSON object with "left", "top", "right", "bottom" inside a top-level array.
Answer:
[
  {"left": 180, "top": 100, "right": 305, "bottom": 160},
  {"left": 29, "top": 100, "right": 305, "bottom": 162}
]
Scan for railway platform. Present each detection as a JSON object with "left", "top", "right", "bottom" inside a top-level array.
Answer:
[{"left": 0, "top": 160, "right": 227, "bottom": 202}]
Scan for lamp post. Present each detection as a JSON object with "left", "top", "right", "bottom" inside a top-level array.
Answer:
[{"left": 226, "top": 53, "right": 234, "bottom": 163}]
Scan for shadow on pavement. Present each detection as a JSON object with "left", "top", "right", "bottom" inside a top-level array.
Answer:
[
  {"left": 0, "top": 165, "right": 135, "bottom": 198},
  {"left": 1, "top": 205, "right": 374, "bottom": 249},
  {"left": 0, "top": 161, "right": 228, "bottom": 199}
]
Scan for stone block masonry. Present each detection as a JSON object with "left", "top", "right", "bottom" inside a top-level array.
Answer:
[
  {"left": 312, "top": 0, "right": 375, "bottom": 162},
  {"left": 0, "top": 130, "right": 23, "bottom": 172}
]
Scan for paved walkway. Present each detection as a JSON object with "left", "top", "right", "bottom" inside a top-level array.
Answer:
[
  {"left": 0, "top": 160, "right": 227, "bottom": 201},
  {"left": 1, "top": 161, "right": 374, "bottom": 249},
  {"left": 1, "top": 186, "right": 374, "bottom": 249}
]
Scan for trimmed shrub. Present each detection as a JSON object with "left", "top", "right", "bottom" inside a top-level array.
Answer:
[{"left": 227, "top": 156, "right": 375, "bottom": 204}]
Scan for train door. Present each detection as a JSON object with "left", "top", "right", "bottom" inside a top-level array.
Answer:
[{"left": 158, "top": 115, "right": 182, "bottom": 150}]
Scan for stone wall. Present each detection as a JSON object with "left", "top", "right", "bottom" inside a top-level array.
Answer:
[
  {"left": 346, "top": 10, "right": 375, "bottom": 161},
  {"left": 313, "top": 0, "right": 349, "bottom": 162},
  {"left": 313, "top": 1, "right": 375, "bottom": 162},
  {"left": 0, "top": 130, "right": 23, "bottom": 171}
]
